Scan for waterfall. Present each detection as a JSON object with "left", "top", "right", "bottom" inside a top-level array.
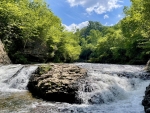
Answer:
[
  {"left": 0, "top": 65, "right": 38, "bottom": 92},
  {"left": 60, "top": 63, "right": 149, "bottom": 113},
  {"left": 0, "top": 63, "right": 149, "bottom": 113},
  {"left": 75, "top": 63, "right": 146, "bottom": 105},
  {"left": 78, "top": 73, "right": 138, "bottom": 104}
]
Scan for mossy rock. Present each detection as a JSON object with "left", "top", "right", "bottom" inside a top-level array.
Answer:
[
  {"left": 28, "top": 64, "right": 87, "bottom": 104},
  {"left": 38, "top": 64, "right": 51, "bottom": 75}
]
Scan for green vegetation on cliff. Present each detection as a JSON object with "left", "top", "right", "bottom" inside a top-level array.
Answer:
[
  {"left": 0, "top": 0, "right": 150, "bottom": 64},
  {"left": 0, "top": 0, "right": 81, "bottom": 63}
]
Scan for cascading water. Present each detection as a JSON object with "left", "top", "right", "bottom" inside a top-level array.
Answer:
[
  {"left": 0, "top": 63, "right": 149, "bottom": 113},
  {"left": 0, "top": 65, "right": 38, "bottom": 92},
  {"left": 77, "top": 64, "right": 147, "bottom": 104},
  {"left": 0, "top": 65, "right": 39, "bottom": 113}
]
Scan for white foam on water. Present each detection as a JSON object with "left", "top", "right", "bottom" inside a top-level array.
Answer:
[
  {"left": 0, "top": 65, "right": 38, "bottom": 92},
  {"left": 78, "top": 73, "right": 138, "bottom": 104},
  {"left": 0, "top": 63, "right": 149, "bottom": 113},
  {"left": 54, "top": 63, "right": 149, "bottom": 113},
  {"left": 62, "top": 77, "right": 148, "bottom": 113}
]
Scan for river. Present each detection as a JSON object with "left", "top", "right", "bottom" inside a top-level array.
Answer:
[{"left": 0, "top": 63, "right": 149, "bottom": 113}]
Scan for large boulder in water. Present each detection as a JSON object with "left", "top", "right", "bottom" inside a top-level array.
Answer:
[
  {"left": 27, "top": 64, "right": 87, "bottom": 103},
  {"left": 142, "top": 84, "right": 150, "bottom": 113},
  {"left": 142, "top": 60, "right": 150, "bottom": 113},
  {"left": 0, "top": 40, "right": 11, "bottom": 64}
]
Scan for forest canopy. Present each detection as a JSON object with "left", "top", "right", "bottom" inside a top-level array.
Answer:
[
  {"left": 0, "top": 0, "right": 81, "bottom": 63},
  {"left": 0, "top": 0, "right": 149, "bottom": 64}
]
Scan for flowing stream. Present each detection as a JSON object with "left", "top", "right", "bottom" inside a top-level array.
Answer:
[{"left": 0, "top": 63, "right": 149, "bottom": 113}]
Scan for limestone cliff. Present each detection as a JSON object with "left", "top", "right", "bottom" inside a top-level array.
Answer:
[
  {"left": 145, "top": 60, "right": 150, "bottom": 72},
  {"left": 0, "top": 40, "right": 11, "bottom": 64}
]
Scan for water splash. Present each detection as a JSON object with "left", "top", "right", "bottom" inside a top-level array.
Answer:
[
  {"left": 0, "top": 63, "right": 149, "bottom": 113},
  {"left": 77, "top": 73, "right": 141, "bottom": 104},
  {"left": 0, "top": 65, "right": 38, "bottom": 92}
]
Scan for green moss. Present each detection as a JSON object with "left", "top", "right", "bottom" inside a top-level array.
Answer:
[{"left": 38, "top": 64, "right": 51, "bottom": 75}]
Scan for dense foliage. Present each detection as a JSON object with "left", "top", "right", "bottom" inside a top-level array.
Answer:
[
  {"left": 0, "top": 0, "right": 81, "bottom": 63},
  {"left": 75, "top": 21, "right": 128, "bottom": 64},
  {"left": 0, "top": 0, "right": 149, "bottom": 64},
  {"left": 74, "top": 0, "right": 150, "bottom": 64},
  {"left": 120, "top": 0, "right": 150, "bottom": 64}
]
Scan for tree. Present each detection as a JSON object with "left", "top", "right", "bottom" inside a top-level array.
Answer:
[
  {"left": 0, "top": 0, "right": 81, "bottom": 63},
  {"left": 121, "top": 0, "right": 150, "bottom": 64}
]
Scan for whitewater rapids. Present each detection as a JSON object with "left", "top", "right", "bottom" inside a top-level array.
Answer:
[{"left": 0, "top": 63, "right": 149, "bottom": 113}]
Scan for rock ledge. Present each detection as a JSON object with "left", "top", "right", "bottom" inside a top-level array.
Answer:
[
  {"left": 142, "top": 84, "right": 150, "bottom": 113},
  {"left": 27, "top": 64, "right": 87, "bottom": 103}
]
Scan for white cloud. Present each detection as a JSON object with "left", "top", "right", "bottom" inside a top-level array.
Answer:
[
  {"left": 66, "top": 0, "right": 122, "bottom": 14},
  {"left": 63, "top": 21, "right": 89, "bottom": 32},
  {"left": 104, "top": 14, "right": 109, "bottom": 19},
  {"left": 105, "top": 22, "right": 108, "bottom": 26},
  {"left": 104, "top": 22, "right": 114, "bottom": 26},
  {"left": 118, "top": 14, "right": 123, "bottom": 18}
]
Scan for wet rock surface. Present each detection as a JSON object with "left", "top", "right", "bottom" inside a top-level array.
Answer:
[
  {"left": 142, "top": 60, "right": 150, "bottom": 113},
  {"left": 142, "top": 84, "right": 150, "bottom": 113},
  {"left": 27, "top": 64, "right": 87, "bottom": 103}
]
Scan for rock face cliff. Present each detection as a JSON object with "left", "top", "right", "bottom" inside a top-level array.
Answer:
[
  {"left": 27, "top": 64, "right": 87, "bottom": 104},
  {"left": 142, "top": 84, "right": 150, "bottom": 113},
  {"left": 0, "top": 40, "right": 11, "bottom": 64},
  {"left": 142, "top": 60, "right": 150, "bottom": 113},
  {"left": 145, "top": 60, "right": 150, "bottom": 72}
]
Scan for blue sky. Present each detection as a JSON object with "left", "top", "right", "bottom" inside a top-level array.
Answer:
[{"left": 45, "top": 0, "right": 131, "bottom": 31}]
